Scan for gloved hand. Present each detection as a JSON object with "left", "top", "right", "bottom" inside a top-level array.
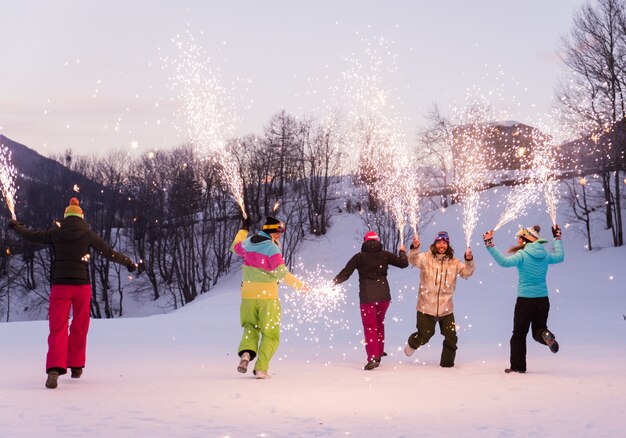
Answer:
[
  {"left": 464, "top": 247, "right": 473, "bottom": 261},
  {"left": 483, "top": 230, "right": 494, "bottom": 247},
  {"left": 551, "top": 224, "right": 562, "bottom": 239},
  {"left": 241, "top": 213, "right": 250, "bottom": 231},
  {"left": 127, "top": 262, "right": 138, "bottom": 273},
  {"left": 410, "top": 236, "right": 420, "bottom": 249}
]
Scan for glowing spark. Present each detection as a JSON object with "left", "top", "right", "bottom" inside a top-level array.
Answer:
[
  {"left": 282, "top": 264, "right": 349, "bottom": 347},
  {"left": 494, "top": 183, "right": 542, "bottom": 231},
  {"left": 73, "top": 184, "right": 80, "bottom": 193},
  {"left": 452, "top": 117, "right": 492, "bottom": 247},
  {"left": 529, "top": 130, "right": 560, "bottom": 226}
]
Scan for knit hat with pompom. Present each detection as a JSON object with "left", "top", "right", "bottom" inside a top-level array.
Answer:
[
  {"left": 516, "top": 225, "right": 541, "bottom": 243},
  {"left": 64, "top": 197, "right": 84, "bottom": 219}
]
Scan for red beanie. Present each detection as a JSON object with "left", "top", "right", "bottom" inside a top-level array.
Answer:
[{"left": 364, "top": 231, "right": 379, "bottom": 241}]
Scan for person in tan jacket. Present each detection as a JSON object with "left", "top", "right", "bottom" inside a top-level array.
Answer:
[{"left": 404, "top": 231, "right": 475, "bottom": 367}]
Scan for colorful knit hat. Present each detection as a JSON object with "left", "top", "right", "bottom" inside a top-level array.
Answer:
[
  {"left": 262, "top": 216, "right": 286, "bottom": 234},
  {"left": 516, "top": 226, "right": 540, "bottom": 243},
  {"left": 364, "top": 231, "right": 379, "bottom": 241},
  {"left": 64, "top": 197, "right": 84, "bottom": 219}
]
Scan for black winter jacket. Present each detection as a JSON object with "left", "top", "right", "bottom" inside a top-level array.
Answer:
[
  {"left": 12, "top": 216, "right": 133, "bottom": 285},
  {"left": 333, "top": 240, "right": 408, "bottom": 303}
]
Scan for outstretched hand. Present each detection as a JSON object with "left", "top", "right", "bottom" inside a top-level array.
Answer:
[
  {"left": 412, "top": 236, "right": 420, "bottom": 249},
  {"left": 483, "top": 230, "right": 494, "bottom": 247},
  {"left": 464, "top": 247, "right": 473, "bottom": 261},
  {"left": 551, "top": 224, "right": 562, "bottom": 239},
  {"left": 241, "top": 213, "right": 251, "bottom": 231}
]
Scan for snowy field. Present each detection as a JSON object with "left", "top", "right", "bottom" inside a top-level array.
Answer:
[{"left": 1, "top": 187, "right": 625, "bottom": 437}]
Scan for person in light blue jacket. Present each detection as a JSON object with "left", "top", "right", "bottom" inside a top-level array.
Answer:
[{"left": 483, "top": 224, "right": 564, "bottom": 374}]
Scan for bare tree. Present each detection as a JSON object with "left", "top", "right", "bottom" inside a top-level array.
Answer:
[
  {"left": 295, "top": 116, "right": 343, "bottom": 235},
  {"left": 416, "top": 104, "right": 456, "bottom": 207},
  {"left": 558, "top": 0, "right": 626, "bottom": 246}
]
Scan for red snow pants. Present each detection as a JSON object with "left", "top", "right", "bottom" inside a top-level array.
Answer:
[
  {"left": 46, "top": 284, "right": 92, "bottom": 374},
  {"left": 360, "top": 300, "right": 390, "bottom": 362}
]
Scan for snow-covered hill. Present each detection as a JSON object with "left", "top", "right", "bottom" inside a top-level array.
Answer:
[{"left": 0, "top": 186, "right": 624, "bottom": 437}]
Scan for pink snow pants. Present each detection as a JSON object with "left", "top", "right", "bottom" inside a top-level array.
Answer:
[
  {"left": 360, "top": 300, "right": 390, "bottom": 362},
  {"left": 46, "top": 284, "right": 92, "bottom": 374}
]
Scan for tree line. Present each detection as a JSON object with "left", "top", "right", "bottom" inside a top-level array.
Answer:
[{"left": 1, "top": 0, "right": 625, "bottom": 321}]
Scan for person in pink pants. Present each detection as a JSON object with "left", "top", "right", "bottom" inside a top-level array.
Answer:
[
  {"left": 332, "top": 231, "right": 408, "bottom": 370},
  {"left": 9, "top": 198, "right": 137, "bottom": 389}
]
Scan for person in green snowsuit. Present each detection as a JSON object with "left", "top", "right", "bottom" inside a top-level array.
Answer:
[{"left": 230, "top": 216, "right": 306, "bottom": 379}]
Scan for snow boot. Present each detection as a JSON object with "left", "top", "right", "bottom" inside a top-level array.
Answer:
[
  {"left": 253, "top": 369, "right": 270, "bottom": 379},
  {"left": 541, "top": 330, "right": 559, "bottom": 353},
  {"left": 504, "top": 368, "right": 526, "bottom": 374},
  {"left": 71, "top": 368, "right": 83, "bottom": 379},
  {"left": 404, "top": 344, "right": 416, "bottom": 357},
  {"left": 237, "top": 352, "right": 250, "bottom": 374},
  {"left": 45, "top": 371, "right": 59, "bottom": 389},
  {"left": 363, "top": 358, "right": 380, "bottom": 370}
]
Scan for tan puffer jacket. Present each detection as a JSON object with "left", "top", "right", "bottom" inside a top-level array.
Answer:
[{"left": 408, "top": 247, "right": 475, "bottom": 317}]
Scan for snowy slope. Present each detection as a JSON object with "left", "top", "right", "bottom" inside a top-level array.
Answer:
[{"left": 0, "top": 186, "right": 624, "bottom": 437}]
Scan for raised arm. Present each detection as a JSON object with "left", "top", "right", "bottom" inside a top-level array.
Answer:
[
  {"left": 483, "top": 230, "right": 522, "bottom": 268},
  {"left": 388, "top": 247, "right": 408, "bottom": 269},
  {"left": 89, "top": 232, "right": 134, "bottom": 270},
  {"left": 332, "top": 254, "right": 360, "bottom": 285},
  {"left": 547, "top": 233, "right": 564, "bottom": 265},
  {"left": 9, "top": 221, "right": 53, "bottom": 244}
]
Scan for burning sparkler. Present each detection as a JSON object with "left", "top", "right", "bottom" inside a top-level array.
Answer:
[
  {"left": 0, "top": 145, "right": 17, "bottom": 220},
  {"left": 282, "top": 263, "right": 349, "bottom": 347},
  {"left": 167, "top": 32, "right": 247, "bottom": 218},
  {"left": 529, "top": 130, "right": 560, "bottom": 226}
]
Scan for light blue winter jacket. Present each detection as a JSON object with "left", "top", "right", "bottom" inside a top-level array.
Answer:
[{"left": 486, "top": 239, "right": 564, "bottom": 298}]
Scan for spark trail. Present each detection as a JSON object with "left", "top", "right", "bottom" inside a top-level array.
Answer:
[
  {"left": 0, "top": 144, "right": 17, "bottom": 220},
  {"left": 167, "top": 33, "right": 246, "bottom": 217}
]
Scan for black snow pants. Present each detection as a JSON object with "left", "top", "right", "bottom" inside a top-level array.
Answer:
[{"left": 510, "top": 296, "right": 551, "bottom": 372}]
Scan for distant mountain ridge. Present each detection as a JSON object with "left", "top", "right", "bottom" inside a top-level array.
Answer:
[{"left": 0, "top": 134, "right": 107, "bottom": 225}]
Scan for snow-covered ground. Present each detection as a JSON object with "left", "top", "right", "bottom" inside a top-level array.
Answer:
[{"left": 1, "top": 187, "right": 624, "bottom": 437}]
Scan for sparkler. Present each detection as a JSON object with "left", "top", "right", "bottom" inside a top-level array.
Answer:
[
  {"left": 403, "top": 170, "right": 424, "bottom": 237},
  {"left": 167, "top": 32, "right": 247, "bottom": 218},
  {"left": 493, "top": 182, "right": 542, "bottom": 231},
  {"left": 450, "top": 98, "right": 493, "bottom": 246},
  {"left": 335, "top": 36, "right": 415, "bottom": 238},
  {"left": 0, "top": 145, "right": 17, "bottom": 220},
  {"left": 282, "top": 263, "right": 349, "bottom": 347},
  {"left": 528, "top": 126, "right": 561, "bottom": 226}
]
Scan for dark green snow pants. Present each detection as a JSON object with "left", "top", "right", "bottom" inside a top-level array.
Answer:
[{"left": 407, "top": 311, "right": 458, "bottom": 367}]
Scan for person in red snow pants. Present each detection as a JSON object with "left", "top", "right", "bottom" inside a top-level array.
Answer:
[
  {"left": 47, "top": 284, "right": 92, "bottom": 374},
  {"left": 333, "top": 230, "right": 408, "bottom": 370},
  {"left": 9, "top": 197, "right": 138, "bottom": 389},
  {"left": 360, "top": 300, "right": 391, "bottom": 365}
]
